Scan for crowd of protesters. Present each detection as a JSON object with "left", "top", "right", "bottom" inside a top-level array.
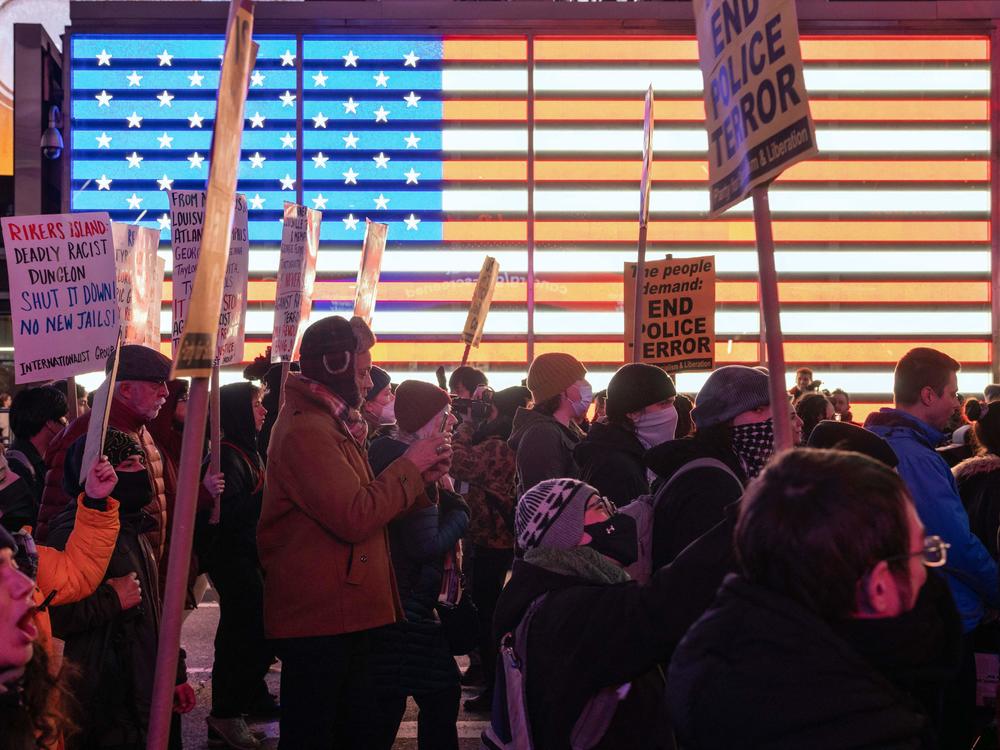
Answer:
[{"left": 2, "top": 321, "right": 1000, "bottom": 749}]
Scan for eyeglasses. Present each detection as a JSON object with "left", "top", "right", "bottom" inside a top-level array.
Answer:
[
  {"left": 885, "top": 535, "right": 950, "bottom": 569},
  {"left": 587, "top": 495, "right": 617, "bottom": 517}
]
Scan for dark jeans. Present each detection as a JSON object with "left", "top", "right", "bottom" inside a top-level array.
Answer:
[
  {"left": 470, "top": 546, "right": 514, "bottom": 691},
  {"left": 208, "top": 553, "right": 273, "bottom": 718},
  {"left": 273, "top": 631, "right": 378, "bottom": 750},
  {"left": 373, "top": 684, "right": 461, "bottom": 750}
]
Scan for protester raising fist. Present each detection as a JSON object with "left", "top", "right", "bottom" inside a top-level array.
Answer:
[{"left": 83, "top": 456, "right": 118, "bottom": 500}]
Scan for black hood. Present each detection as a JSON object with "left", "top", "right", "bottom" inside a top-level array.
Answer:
[
  {"left": 508, "top": 407, "right": 578, "bottom": 452},
  {"left": 220, "top": 382, "right": 260, "bottom": 456},
  {"left": 644, "top": 435, "right": 745, "bottom": 484},
  {"left": 574, "top": 421, "right": 644, "bottom": 466},
  {"left": 368, "top": 435, "right": 408, "bottom": 477},
  {"left": 493, "top": 558, "right": 595, "bottom": 637}
]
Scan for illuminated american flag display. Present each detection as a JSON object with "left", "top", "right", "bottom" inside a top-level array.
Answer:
[{"left": 69, "top": 34, "right": 992, "bottom": 413}]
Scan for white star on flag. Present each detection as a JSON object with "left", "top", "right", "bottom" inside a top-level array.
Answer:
[
  {"left": 404, "top": 214, "right": 421, "bottom": 231},
  {"left": 342, "top": 97, "right": 359, "bottom": 114},
  {"left": 95, "top": 90, "right": 113, "bottom": 107},
  {"left": 157, "top": 132, "right": 174, "bottom": 149},
  {"left": 157, "top": 214, "right": 171, "bottom": 231},
  {"left": 96, "top": 132, "right": 112, "bottom": 148},
  {"left": 96, "top": 175, "right": 112, "bottom": 190},
  {"left": 188, "top": 152, "right": 205, "bottom": 168},
  {"left": 404, "top": 132, "right": 421, "bottom": 149},
  {"left": 126, "top": 193, "right": 143, "bottom": 210},
  {"left": 312, "top": 112, "right": 329, "bottom": 129},
  {"left": 343, "top": 50, "right": 359, "bottom": 67},
  {"left": 280, "top": 174, "right": 296, "bottom": 190},
  {"left": 280, "top": 132, "right": 296, "bottom": 149},
  {"left": 404, "top": 91, "right": 421, "bottom": 108},
  {"left": 374, "top": 106, "right": 390, "bottom": 123},
  {"left": 404, "top": 51, "right": 420, "bottom": 67},
  {"left": 404, "top": 167, "right": 421, "bottom": 185},
  {"left": 126, "top": 152, "right": 143, "bottom": 168},
  {"left": 373, "top": 71, "right": 390, "bottom": 87},
  {"left": 96, "top": 49, "right": 112, "bottom": 66},
  {"left": 127, "top": 112, "right": 143, "bottom": 128},
  {"left": 126, "top": 71, "right": 143, "bottom": 87},
  {"left": 251, "top": 71, "right": 265, "bottom": 87},
  {"left": 157, "top": 49, "right": 173, "bottom": 66},
  {"left": 249, "top": 194, "right": 266, "bottom": 210},
  {"left": 157, "top": 174, "right": 174, "bottom": 190},
  {"left": 343, "top": 214, "right": 359, "bottom": 230},
  {"left": 373, "top": 152, "right": 391, "bottom": 168},
  {"left": 280, "top": 49, "right": 296, "bottom": 67},
  {"left": 249, "top": 112, "right": 266, "bottom": 128},
  {"left": 280, "top": 91, "right": 296, "bottom": 108},
  {"left": 312, "top": 194, "right": 329, "bottom": 210},
  {"left": 343, "top": 132, "right": 359, "bottom": 149},
  {"left": 157, "top": 90, "right": 174, "bottom": 107},
  {"left": 249, "top": 152, "right": 267, "bottom": 168},
  {"left": 188, "top": 112, "right": 204, "bottom": 128},
  {"left": 342, "top": 167, "right": 359, "bottom": 184},
  {"left": 374, "top": 194, "right": 390, "bottom": 210},
  {"left": 188, "top": 71, "right": 204, "bottom": 87},
  {"left": 312, "top": 152, "right": 329, "bottom": 168},
  {"left": 313, "top": 71, "right": 329, "bottom": 87}
]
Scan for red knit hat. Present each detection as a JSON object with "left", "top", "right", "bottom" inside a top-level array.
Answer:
[{"left": 394, "top": 380, "right": 451, "bottom": 433}]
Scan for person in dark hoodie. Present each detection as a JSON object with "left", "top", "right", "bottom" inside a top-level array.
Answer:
[
  {"left": 6, "top": 386, "right": 68, "bottom": 514},
  {"left": 575, "top": 363, "right": 676, "bottom": 508},
  {"left": 367, "top": 380, "right": 470, "bottom": 750},
  {"left": 953, "top": 398, "right": 1000, "bottom": 559},
  {"left": 47, "top": 428, "right": 194, "bottom": 750},
  {"left": 668, "top": 448, "right": 962, "bottom": 750},
  {"left": 202, "top": 382, "right": 274, "bottom": 750},
  {"left": 509, "top": 353, "right": 590, "bottom": 499}
]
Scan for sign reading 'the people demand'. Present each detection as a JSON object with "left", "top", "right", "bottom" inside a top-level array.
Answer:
[
  {"left": 1, "top": 212, "right": 119, "bottom": 382},
  {"left": 624, "top": 256, "right": 716, "bottom": 373},
  {"left": 693, "top": 0, "right": 817, "bottom": 215}
]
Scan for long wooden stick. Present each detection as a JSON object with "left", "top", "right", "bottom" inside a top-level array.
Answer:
[
  {"left": 66, "top": 376, "right": 79, "bottom": 420},
  {"left": 208, "top": 365, "right": 222, "bottom": 524},
  {"left": 279, "top": 360, "right": 291, "bottom": 409}
]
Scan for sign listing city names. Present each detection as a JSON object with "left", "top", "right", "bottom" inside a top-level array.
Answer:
[
  {"left": 169, "top": 190, "right": 250, "bottom": 368},
  {"left": 1, "top": 212, "right": 119, "bottom": 382},
  {"left": 624, "top": 256, "right": 716, "bottom": 372},
  {"left": 272, "top": 202, "right": 322, "bottom": 362},
  {"left": 111, "top": 223, "right": 160, "bottom": 348},
  {"left": 693, "top": 0, "right": 817, "bottom": 215}
]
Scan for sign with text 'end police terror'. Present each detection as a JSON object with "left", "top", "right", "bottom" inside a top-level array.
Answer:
[
  {"left": 694, "top": 0, "right": 817, "bottom": 215},
  {"left": 624, "top": 257, "right": 716, "bottom": 373}
]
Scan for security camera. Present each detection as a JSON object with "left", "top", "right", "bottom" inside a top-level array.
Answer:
[{"left": 40, "top": 105, "right": 63, "bottom": 160}]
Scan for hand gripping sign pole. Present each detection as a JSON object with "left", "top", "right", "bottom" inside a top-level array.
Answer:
[
  {"left": 631, "top": 85, "right": 654, "bottom": 364},
  {"left": 461, "top": 256, "right": 500, "bottom": 366},
  {"left": 147, "top": 1, "right": 255, "bottom": 746}
]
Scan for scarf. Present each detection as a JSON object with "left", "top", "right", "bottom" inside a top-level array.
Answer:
[
  {"left": 731, "top": 418, "right": 775, "bottom": 479},
  {"left": 301, "top": 376, "right": 369, "bottom": 446},
  {"left": 523, "top": 545, "right": 630, "bottom": 585}
]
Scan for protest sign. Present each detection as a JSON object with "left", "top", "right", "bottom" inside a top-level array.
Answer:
[
  {"left": 624, "top": 256, "right": 715, "bottom": 372},
  {"left": 461, "top": 256, "right": 500, "bottom": 351},
  {"left": 111, "top": 223, "right": 159, "bottom": 346},
  {"left": 272, "top": 202, "right": 321, "bottom": 362},
  {"left": 694, "top": 0, "right": 817, "bottom": 215},
  {"left": 169, "top": 191, "right": 250, "bottom": 367},
  {"left": 148, "top": 255, "right": 166, "bottom": 349},
  {"left": 1, "top": 212, "right": 119, "bottom": 383},
  {"left": 354, "top": 220, "right": 388, "bottom": 324},
  {"left": 78, "top": 334, "right": 122, "bottom": 484}
]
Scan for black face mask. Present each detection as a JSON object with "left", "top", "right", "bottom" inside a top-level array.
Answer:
[
  {"left": 114, "top": 470, "right": 152, "bottom": 514},
  {"left": 583, "top": 513, "right": 639, "bottom": 567}
]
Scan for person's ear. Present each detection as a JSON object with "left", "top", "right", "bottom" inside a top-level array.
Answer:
[
  {"left": 919, "top": 385, "right": 937, "bottom": 407},
  {"left": 859, "top": 560, "right": 896, "bottom": 616}
]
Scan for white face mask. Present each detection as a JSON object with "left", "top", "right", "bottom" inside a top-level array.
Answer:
[
  {"left": 379, "top": 400, "right": 396, "bottom": 426},
  {"left": 634, "top": 405, "right": 678, "bottom": 449},
  {"left": 570, "top": 382, "right": 594, "bottom": 419}
]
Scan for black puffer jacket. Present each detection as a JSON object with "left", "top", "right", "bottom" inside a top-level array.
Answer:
[
  {"left": 668, "top": 574, "right": 960, "bottom": 750},
  {"left": 574, "top": 421, "right": 648, "bottom": 507},
  {"left": 508, "top": 408, "right": 581, "bottom": 498},
  {"left": 953, "top": 453, "right": 1000, "bottom": 559}
]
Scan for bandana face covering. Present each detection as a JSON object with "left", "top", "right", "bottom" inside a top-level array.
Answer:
[{"left": 730, "top": 418, "right": 775, "bottom": 479}]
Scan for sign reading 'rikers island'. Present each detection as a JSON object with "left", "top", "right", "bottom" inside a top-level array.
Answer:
[{"left": 693, "top": 0, "right": 817, "bottom": 215}]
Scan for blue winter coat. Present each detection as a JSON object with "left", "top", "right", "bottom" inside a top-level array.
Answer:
[{"left": 866, "top": 408, "right": 1000, "bottom": 632}]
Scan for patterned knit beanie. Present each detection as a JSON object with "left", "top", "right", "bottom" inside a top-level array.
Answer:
[{"left": 516, "top": 478, "right": 599, "bottom": 551}]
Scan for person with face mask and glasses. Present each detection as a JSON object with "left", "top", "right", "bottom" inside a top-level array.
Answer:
[
  {"left": 509, "top": 353, "right": 592, "bottom": 500},
  {"left": 361, "top": 366, "right": 396, "bottom": 448},
  {"left": 575, "top": 364, "right": 677, "bottom": 509}
]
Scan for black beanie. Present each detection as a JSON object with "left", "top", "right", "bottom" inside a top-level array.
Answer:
[
  {"left": 367, "top": 366, "right": 391, "bottom": 401},
  {"left": 492, "top": 386, "right": 532, "bottom": 419},
  {"left": 807, "top": 420, "right": 898, "bottom": 468},
  {"left": 606, "top": 363, "right": 676, "bottom": 421}
]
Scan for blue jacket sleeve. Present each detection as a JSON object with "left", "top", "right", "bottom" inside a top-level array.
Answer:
[{"left": 399, "top": 491, "right": 470, "bottom": 564}]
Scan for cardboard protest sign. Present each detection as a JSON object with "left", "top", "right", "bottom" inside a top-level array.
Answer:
[
  {"left": 79, "top": 334, "right": 122, "bottom": 484},
  {"left": 694, "top": 0, "right": 817, "bottom": 215},
  {"left": 624, "top": 256, "right": 716, "bottom": 372},
  {"left": 147, "top": 256, "right": 166, "bottom": 349},
  {"left": 461, "top": 256, "right": 500, "bottom": 349},
  {"left": 354, "top": 220, "right": 388, "bottom": 325},
  {"left": 272, "top": 202, "right": 321, "bottom": 362},
  {"left": 169, "top": 191, "right": 249, "bottom": 367},
  {"left": 112, "top": 223, "right": 159, "bottom": 346},
  {"left": 1, "top": 212, "right": 119, "bottom": 383},
  {"left": 639, "top": 85, "right": 654, "bottom": 228}
]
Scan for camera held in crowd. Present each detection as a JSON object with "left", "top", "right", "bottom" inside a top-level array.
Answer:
[{"left": 452, "top": 386, "right": 494, "bottom": 423}]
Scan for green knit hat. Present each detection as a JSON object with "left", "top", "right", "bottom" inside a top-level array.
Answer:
[{"left": 526, "top": 353, "right": 587, "bottom": 404}]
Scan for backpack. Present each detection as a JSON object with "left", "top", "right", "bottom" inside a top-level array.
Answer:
[
  {"left": 481, "top": 593, "right": 631, "bottom": 750},
  {"left": 5, "top": 449, "right": 35, "bottom": 482}
]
